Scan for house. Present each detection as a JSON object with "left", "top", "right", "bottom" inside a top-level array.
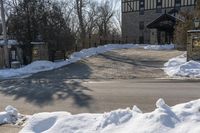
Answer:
[{"left": 122, "top": 0, "right": 196, "bottom": 44}]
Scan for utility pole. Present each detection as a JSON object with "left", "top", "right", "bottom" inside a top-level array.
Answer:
[{"left": 0, "top": 0, "right": 9, "bottom": 68}]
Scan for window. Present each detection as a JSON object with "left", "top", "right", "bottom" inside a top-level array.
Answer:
[
  {"left": 139, "top": 0, "right": 145, "bottom": 15},
  {"left": 139, "top": 21, "right": 145, "bottom": 30},
  {"left": 11, "top": 50, "right": 17, "bottom": 61},
  {"left": 156, "top": 0, "right": 162, "bottom": 13},
  {"left": 175, "top": 0, "right": 181, "bottom": 7}
]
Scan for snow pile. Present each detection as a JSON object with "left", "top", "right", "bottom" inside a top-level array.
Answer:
[
  {"left": 20, "top": 99, "right": 200, "bottom": 133},
  {"left": 0, "top": 44, "right": 174, "bottom": 79},
  {"left": 164, "top": 54, "right": 200, "bottom": 78},
  {"left": 70, "top": 44, "right": 141, "bottom": 60},
  {"left": 20, "top": 112, "right": 101, "bottom": 133},
  {"left": 0, "top": 40, "right": 19, "bottom": 46},
  {"left": 0, "top": 106, "right": 20, "bottom": 125},
  {"left": 99, "top": 108, "right": 133, "bottom": 129},
  {"left": 144, "top": 44, "right": 175, "bottom": 50},
  {"left": 0, "top": 61, "right": 56, "bottom": 78}
]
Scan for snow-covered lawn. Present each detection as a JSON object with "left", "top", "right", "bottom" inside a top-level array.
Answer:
[
  {"left": 164, "top": 53, "right": 200, "bottom": 78},
  {"left": 0, "top": 44, "right": 175, "bottom": 79},
  {"left": 0, "top": 99, "right": 199, "bottom": 133}
]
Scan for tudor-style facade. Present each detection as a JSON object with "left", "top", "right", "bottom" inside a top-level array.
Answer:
[{"left": 122, "top": 0, "right": 197, "bottom": 44}]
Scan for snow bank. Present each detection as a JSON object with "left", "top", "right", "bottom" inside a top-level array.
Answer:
[
  {"left": 0, "top": 44, "right": 174, "bottom": 79},
  {"left": 0, "top": 61, "right": 56, "bottom": 78},
  {"left": 144, "top": 44, "right": 175, "bottom": 50},
  {"left": 0, "top": 44, "right": 138, "bottom": 78},
  {"left": 0, "top": 40, "right": 18, "bottom": 46},
  {"left": 164, "top": 53, "right": 200, "bottom": 78},
  {"left": 20, "top": 99, "right": 200, "bottom": 133},
  {"left": 0, "top": 106, "right": 20, "bottom": 125},
  {"left": 99, "top": 108, "right": 133, "bottom": 129},
  {"left": 69, "top": 44, "right": 141, "bottom": 60}
]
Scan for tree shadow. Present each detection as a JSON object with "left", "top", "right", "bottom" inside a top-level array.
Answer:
[
  {"left": 0, "top": 62, "right": 94, "bottom": 108},
  {"left": 31, "top": 61, "right": 94, "bottom": 79},
  {"left": 99, "top": 52, "right": 166, "bottom": 68}
]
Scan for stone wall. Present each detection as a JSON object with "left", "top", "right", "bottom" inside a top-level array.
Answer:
[
  {"left": 32, "top": 43, "right": 49, "bottom": 61},
  {"left": 187, "top": 30, "right": 200, "bottom": 61}
]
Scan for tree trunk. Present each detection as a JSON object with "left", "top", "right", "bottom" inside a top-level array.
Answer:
[
  {"left": 0, "top": 0, "right": 10, "bottom": 68},
  {"left": 76, "top": 0, "right": 86, "bottom": 48}
]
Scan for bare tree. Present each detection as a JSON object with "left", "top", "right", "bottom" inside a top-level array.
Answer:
[
  {"left": 4, "top": 0, "right": 19, "bottom": 16},
  {"left": 0, "top": 0, "right": 9, "bottom": 68},
  {"left": 86, "top": 1, "right": 99, "bottom": 37},
  {"left": 66, "top": 0, "right": 121, "bottom": 47},
  {"left": 97, "top": 0, "right": 116, "bottom": 38},
  {"left": 75, "top": 0, "right": 87, "bottom": 48},
  {"left": 113, "top": 8, "right": 122, "bottom": 36}
]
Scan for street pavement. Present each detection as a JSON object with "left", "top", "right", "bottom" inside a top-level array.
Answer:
[{"left": 0, "top": 79, "right": 200, "bottom": 115}]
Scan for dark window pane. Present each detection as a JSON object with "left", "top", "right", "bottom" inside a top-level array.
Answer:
[{"left": 139, "top": 21, "right": 145, "bottom": 30}]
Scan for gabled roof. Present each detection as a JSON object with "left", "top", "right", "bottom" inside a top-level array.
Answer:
[{"left": 147, "top": 13, "right": 182, "bottom": 31}]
